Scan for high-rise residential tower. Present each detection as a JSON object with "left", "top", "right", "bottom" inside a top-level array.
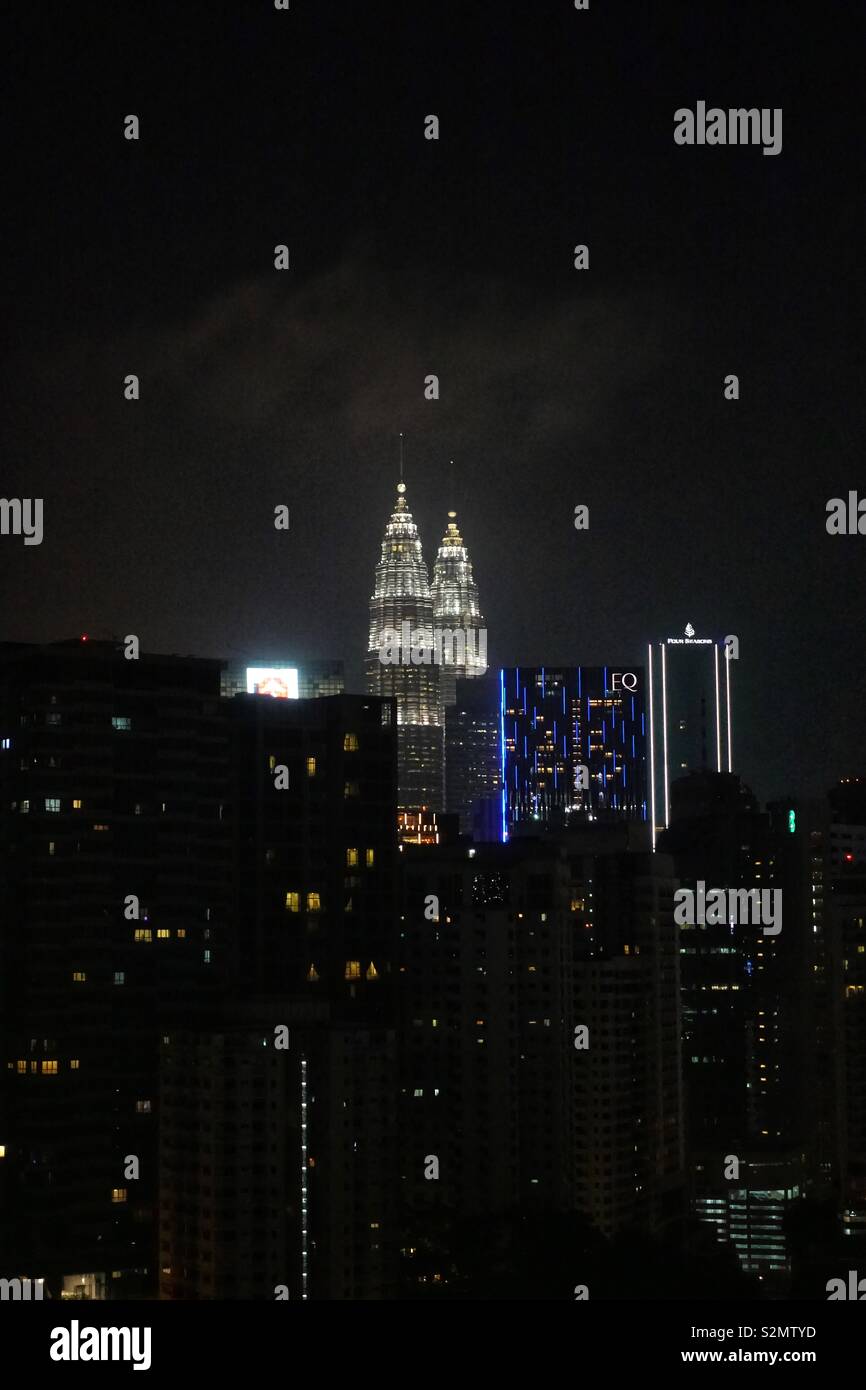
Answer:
[
  {"left": 0, "top": 638, "right": 231, "bottom": 1299},
  {"left": 661, "top": 770, "right": 818, "bottom": 1287},
  {"left": 366, "top": 482, "right": 443, "bottom": 814}
]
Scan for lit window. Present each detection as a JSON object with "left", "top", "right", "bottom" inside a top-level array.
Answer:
[
  {"left": 45, "top": 798, "right": 61, "bottom": 813},
  {"left": 72, "top": 798, "right": 82, "bottom": 810},
  {"left": 346, "top": 848, "right": 359, "bottom": 867},
  {"left": 48, "top": 841, "right": 55, "bottom": 855},
  {"left": 344, "top": 781, "right": 359, "bottom": 798},
  {"left": 135, "top": 1100, "right": 151, "bottom": 1113},
  {"left": 111, "top": 1188, "right": 127, "bottom": 1203},
  {"left": 72, "top": 971, "right": 86, "bottom": 982},
  {"left": 381, "top": 705, "right": 391, "bottom": 726},
  {"left": 344, "top": 733, "right": 359, "bottom": 752},
  {"left": 42, "top": 1061, "right": 58, "bottom": 1074},
  {"left": 306, "top": 892, "right": 321, "bottom": 912},
  {"left": 345, "top": 960, "right": 361, "bottom": 980},
  {"left": 177, "top": 928, "right": 186, "bottom": 939},
  {"left": 1, "top": 738, "right": 9, "bottom": 749},
  {"left": 114, "top": 971, "right": 125, "bottom": 985},
  {"left": 204, "top": 949, "right": 211, "bottom": 963},
  {"left": 307, "top": 964, "right": 319, "bottom": 982},
  {"left": 0, "top": 1145, "right": 5, "bottom": 1158},
  {"left": 366, "top": 961, "right": 378, "bottom": 980},
  {"left": 285, "top": 892, "right": 300, "bottom": 913},
  {"left": 306, "top": 757, "right": 316, "bottom": 777},
  {"left": 93, "top": 824, "right": 109, "bottom": 831},
  {"left": 157, "top": 929, "right": 170, "bottom": 939},
  {"left": 134, "top": 929, "right": 152, "bottom": 943},
  {"left": 16, "top": 1060, "right": 26, "bottom": 1074},
  {"left": 20, "top": 800, "right": 29, "bottom": 814},
  {"left": 111, "top": 716, "right": 131, "bottom": 731},
  {"left": 366, "top": 848, "right": 375, "bottom": 867},
  {"left": 70, "top": 1059, "right": 79, "bottom": 1070}
]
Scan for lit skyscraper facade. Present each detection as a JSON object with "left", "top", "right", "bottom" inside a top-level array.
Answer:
[
  {"left": 366, "top": 483, "right": 443, "bottom": 813},
  {"left": 501, "top": 665, "right": 648, "bottom": 837},
  {"left": 647, "top": 625, "right": 735, "bottom": 845},
  {"left": 431, "top": 507, "right": 491, "bottom": 831},
  {"left": 431, "top": 510, "right": 487, "bottom": 710}
]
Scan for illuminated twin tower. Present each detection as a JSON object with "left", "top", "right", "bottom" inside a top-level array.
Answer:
[{"left": 365, "top": 478, "right": 486, "bottom": 814}]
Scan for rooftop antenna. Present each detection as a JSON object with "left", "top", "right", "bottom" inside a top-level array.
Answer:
[{"left": 448, "top": 457, "right": 456, "bottom": 517}]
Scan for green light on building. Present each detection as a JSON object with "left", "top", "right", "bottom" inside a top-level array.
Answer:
[{"left": 788, "top": 809, "right": 796, "bottom": 834}]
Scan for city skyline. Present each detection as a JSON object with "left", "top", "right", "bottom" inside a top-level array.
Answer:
[
  {"left": 1, "top": 0, "right": 862, "bottom": 1338},
  {"left": 3, "top": 3, "right": 863, "bottom": 810}
]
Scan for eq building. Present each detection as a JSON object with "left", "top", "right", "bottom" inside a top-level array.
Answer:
[{"left": 500, "top": 665, "right": 649, "bottom": 839}]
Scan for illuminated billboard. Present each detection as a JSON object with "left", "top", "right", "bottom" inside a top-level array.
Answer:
[{"left": 245, "top": 666, "right": 299, "bottom": 700}]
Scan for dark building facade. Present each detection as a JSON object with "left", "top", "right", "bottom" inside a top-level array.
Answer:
[
  {"left": 0, "top": 643, "right": 402, "bottom": 1301},
  {"left": 396, "top": 826, "right": 684, "bottom": 1290},
  {"left": 565, "top": 824, "right": 684, "bottom": 1237},
  {"left": 159, "top": 1004, "right": 396, "bottom": 1300},
  {"left": 227, "top": 690, "right": 398, "bottom": 1016},
  {"left": 0, "top": 638, "right": 231, "bottom": 1299},
  {"left": 157, "top": 690, "right": 402, "bottom": 1299},
  {"left": 660, "top": 770, "right": 819, "bottom": 1283},
  {"left": 826, "top": 779, "right": 866, "bottom": 1236},
  {"left": 444, "top": 674, "right": 501, "bottom": 837}
]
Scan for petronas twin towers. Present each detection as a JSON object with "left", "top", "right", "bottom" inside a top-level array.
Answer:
[{"left": 366, "top": 479, "right": 486, "bottom": 814}]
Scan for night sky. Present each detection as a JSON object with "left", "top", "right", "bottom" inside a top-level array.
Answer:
[{"left": 2, "top": 0, "right": 863, "bottom": 803}]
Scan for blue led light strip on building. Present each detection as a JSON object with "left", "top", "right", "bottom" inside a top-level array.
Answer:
[{"left": 499, "top": 668, "right": 508, "bottom": 843}]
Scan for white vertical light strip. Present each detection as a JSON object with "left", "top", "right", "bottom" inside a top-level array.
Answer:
[
  {"left": 714, "top": 643, "right": 722, "bottom": 772},
  {"left": 300, "top": 1057, "right": 309, "bottom": 1299},
  {"left": 725, "top": 650, "right": 733, "bottom": 772},
  {"left": 648, "top": 643, "right": 656, "bottom": 851},
  {"left": 661, "top": 642, "right": 670, "bottom": 828}
]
